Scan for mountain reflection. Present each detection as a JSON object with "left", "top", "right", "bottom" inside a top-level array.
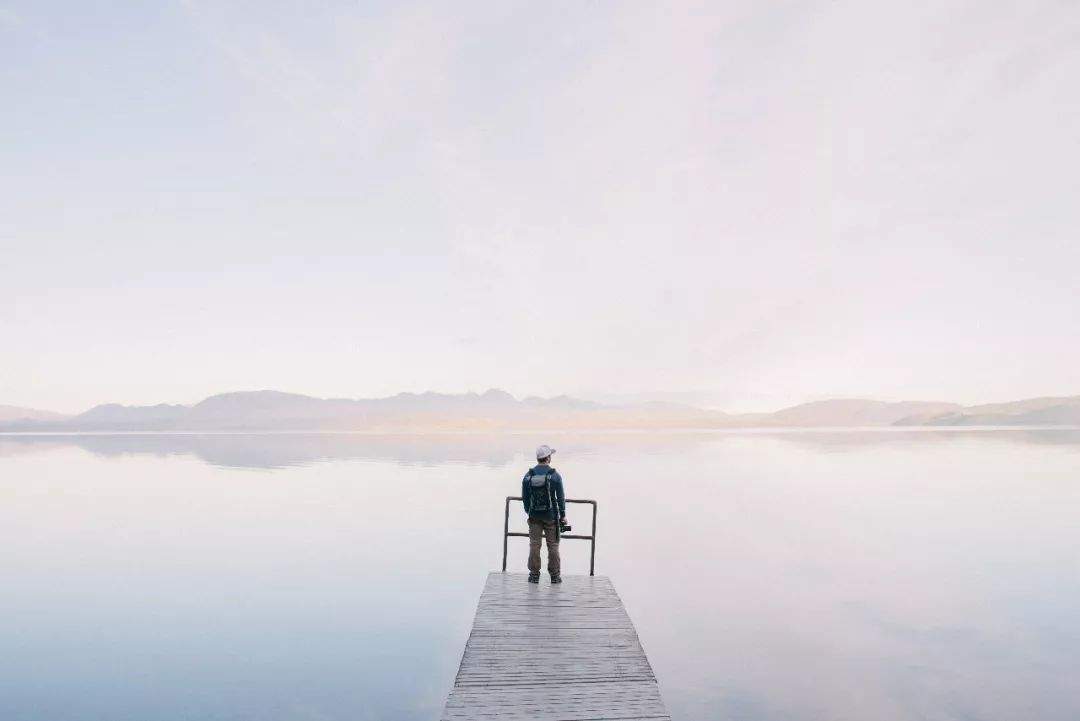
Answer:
[{"left": 2, "top": 428, "right": 1078, "bottom": 470}]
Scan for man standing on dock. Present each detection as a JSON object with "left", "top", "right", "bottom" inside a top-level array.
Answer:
[{"left": 522, "top": 445, "right": 566, "bottom": 584}]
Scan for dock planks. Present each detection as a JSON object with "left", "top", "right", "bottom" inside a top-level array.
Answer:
[{"left": 441, "top": 572, "right": 670, "bottom": 721}]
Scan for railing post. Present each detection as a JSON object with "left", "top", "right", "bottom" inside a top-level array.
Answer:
[
  {"left": 590, "top": 501, "right": 597, "bottom": 576},
  {"left": 501, "top": 496, "right": 511, "bottom": 572}
]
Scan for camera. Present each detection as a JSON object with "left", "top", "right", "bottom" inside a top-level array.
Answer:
[{"left": 560, "top": 519, "right": 572, "bottom": 533}]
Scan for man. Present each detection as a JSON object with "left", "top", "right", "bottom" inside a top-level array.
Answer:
[{"left": 521, "top": 444, "right": 567, "bottom": 584}]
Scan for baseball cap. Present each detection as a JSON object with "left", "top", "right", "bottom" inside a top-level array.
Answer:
[{"left": 535, "top": 445, "right": 556, "bottom": 460}]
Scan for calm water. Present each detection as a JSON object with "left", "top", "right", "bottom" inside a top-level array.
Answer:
[{"left": 2, "top": 430, "right": 1079, "bottom": 721}]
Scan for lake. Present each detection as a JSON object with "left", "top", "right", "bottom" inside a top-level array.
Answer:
[{"left": 2, "top": 430, "right": 1078, "bottom": 720}]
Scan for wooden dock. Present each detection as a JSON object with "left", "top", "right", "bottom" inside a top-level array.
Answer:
[{"left": 441, "top": 572, "right": 671, "bottom": 721}]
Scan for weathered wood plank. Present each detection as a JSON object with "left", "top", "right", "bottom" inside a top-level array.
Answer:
[{"left": 441, "top": 572, "right": 670, "bottom": 721}]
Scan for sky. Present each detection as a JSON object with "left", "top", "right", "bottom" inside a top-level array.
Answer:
[{"left": 2, "top": 1, "right": 1079, "bottom": 414}]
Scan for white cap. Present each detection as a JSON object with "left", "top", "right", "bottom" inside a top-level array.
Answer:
[{"left": 535, "top": 444, "right": 556, "bottom": 460}]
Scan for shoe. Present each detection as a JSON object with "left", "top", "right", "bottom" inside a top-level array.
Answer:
[
  {"left": 550, "top": 574, "right": 562, "bottom": 584},
  {"left": 528, "top": 573, "right": 540, "bottom": 583}
]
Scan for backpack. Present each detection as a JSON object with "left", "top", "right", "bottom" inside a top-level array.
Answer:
[{"left": 525, "top": 467, "right": 555, "bottom": 514}]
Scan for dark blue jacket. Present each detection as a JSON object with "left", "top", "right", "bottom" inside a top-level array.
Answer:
[{"left": 521, "top": 464, "right": 565, "bottom": 520}]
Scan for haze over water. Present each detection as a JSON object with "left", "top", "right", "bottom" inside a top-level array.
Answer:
[{"left": 3, "top": 429, "right": 1078, "bottom": 721}]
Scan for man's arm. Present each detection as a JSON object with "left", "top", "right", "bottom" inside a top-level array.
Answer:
[
  {"left": 554, "top": 472, "right": 566, "bottom": 518},
  {"left": 521, "top": 475, "right": 530, "bottom": 515}
]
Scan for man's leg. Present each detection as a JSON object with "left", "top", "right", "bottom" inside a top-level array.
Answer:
[
  {"left": 527, "top": 516, "right": 543, "bottom": 577},
  {"left": 544, "top": 519, "right": 561, "bottom": 579}
]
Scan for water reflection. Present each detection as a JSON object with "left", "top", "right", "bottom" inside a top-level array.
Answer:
[
  {"left": 2, "top": 427, "right": 1078, "bottom": 470},
  {"left": 2, "top": 430, "right": 1078, "bottom": 720}
]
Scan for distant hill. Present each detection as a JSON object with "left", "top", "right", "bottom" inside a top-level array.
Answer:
[
  {"left": 1, "top": 391, "right": 1078, "bottom": 432},
  {"left": 76, "top": 402, "right": 188, "bottom": 426},
  {"left": 2, "top": 389, "right": 726, "bottom": 432},
  {"left": 0, "top": 405, "right": 71, "bottom": 424},
  {"left": 894, "top": 395, "right": 1080, "bottom": 426},
  {"left": 757, "top": 399, "right": 962, "bottom": 427}
]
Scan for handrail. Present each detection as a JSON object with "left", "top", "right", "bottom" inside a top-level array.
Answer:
[{"left": 502, "top": 496, "right": 598, "bottom": 576}]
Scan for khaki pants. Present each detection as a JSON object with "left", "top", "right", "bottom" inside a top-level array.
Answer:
[{"left": 527, "top": 515, "right": 560, "bottom": 577}]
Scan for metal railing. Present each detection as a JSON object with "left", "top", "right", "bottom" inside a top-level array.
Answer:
[{"left": 502, "top": 496, "right": 598, "bottom": 576}]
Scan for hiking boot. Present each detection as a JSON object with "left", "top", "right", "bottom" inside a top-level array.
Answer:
[
  {"left": 550, "top": 574, "right": 562, "bottom": 584},
  {"left": 528, "top": 573, "right": 540, "bottom": 584}
]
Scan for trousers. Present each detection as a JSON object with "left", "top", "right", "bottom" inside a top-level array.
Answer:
[{"left": 527, "top": 514, "right": 560, "bottom": 577}]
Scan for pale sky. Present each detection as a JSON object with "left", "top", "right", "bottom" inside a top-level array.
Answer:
[{"left": 2, "top": 1, "right": 1078, "bottom": 414}]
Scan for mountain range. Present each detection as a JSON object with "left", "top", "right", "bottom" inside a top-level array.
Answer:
[{"left": 2, "top": 390, "right": 1079, "bottom": 432}]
